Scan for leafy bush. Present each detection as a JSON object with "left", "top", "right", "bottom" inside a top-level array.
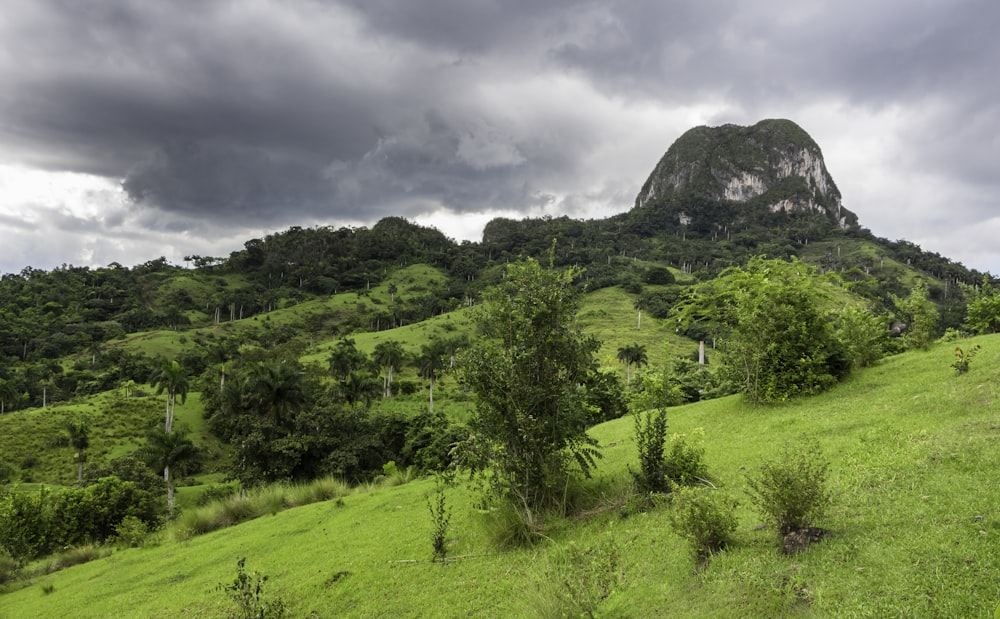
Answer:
[
  {"left": 547, "top": 538, "right": 627, "bottom": 617},
  {"left": 669, "top": 486, "right": 738, "bottom": 560},
  {"left": 219, "top": 557, "right": 287, "bottom": 619},
  {"left": 113, "top": 515, "right": 149, "bottom": 548},
  {"left": 952, "top": 344, "right": 981, "bottom": 375},
  {"left": 0, "top": 477, "right": 159, "bottom": 561},
  {"left": 427, "top": 488, "right": 451, "bottom": 562},
  {"left": 745, "top": 439, "right": 831, "bottom": 536},
  {"left": 663, "top": 431, "right": 709, "bottom": 487},
  {"left": 631, "top": 409, "right": 671, "bottom": 495}
]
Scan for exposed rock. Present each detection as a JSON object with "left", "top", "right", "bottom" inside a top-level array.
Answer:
[{"left": 634, "top": 119, "right": 858, "bottom": 231}]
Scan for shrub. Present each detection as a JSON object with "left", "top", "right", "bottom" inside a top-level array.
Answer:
[
  {"left": 631, "top": 409, "right": 671, "bottom": 495},
  {"left": 113, "top": 515, "right": 149, "bottom": 548},
  {"left": 669, "top": 486, "right": 738, "bottom": 560},
  {"left": 745, "top": 439, "right": 831, "bottom": 536},
  {"left": 219, "top": 557, "right": 287, "bottom": 619},
  {"left": 547, "top": 537, "right": 627, "bottom": 617},
  {"left": 427, "top": 488, "right": 451, "bottom": 562},
  {"left": 952, "top": 344, "right": 981, "bottom": 375},
  {"left": 663, "top": 431, "right": 709, "bottom": 487}
]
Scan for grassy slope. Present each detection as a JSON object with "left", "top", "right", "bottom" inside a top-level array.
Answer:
[{"left": 3, "top": 335, "right": 999, "bottom": 617}]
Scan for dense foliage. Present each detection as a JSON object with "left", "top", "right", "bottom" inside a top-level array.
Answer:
[
  {"left": 676, "top": 257, "right": 851, "bottom": 404},
  {"left": 460, "top": 257, "right": 613, "bottom": 512},
  {"left": 0, "top": 477, "right": 160, "bottom": 561}
]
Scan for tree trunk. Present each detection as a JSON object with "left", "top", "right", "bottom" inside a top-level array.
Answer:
[
  {"left": 428, "top": 377, "right": 435, "bottom": 414},
  {"left": 77, "top": 457, "right": 84, "bottom": 483},
  {"left": 165, "top": 464, "right": 174, "bottom": 513},
  {"left": 699, "top": 341, "right": 705, "bottom": 365}
]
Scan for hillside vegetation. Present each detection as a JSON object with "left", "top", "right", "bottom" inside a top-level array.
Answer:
[{"left": 2, "top": 335, "right": 997, "bottom": 617}]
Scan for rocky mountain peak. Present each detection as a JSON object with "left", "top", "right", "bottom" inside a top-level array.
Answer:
[{"left": 635, "top": 119, "right": 858, "bottom": 230}]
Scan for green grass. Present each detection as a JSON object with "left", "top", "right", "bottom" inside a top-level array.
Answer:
[{"left": 3, "top": 335, "right": 1000, "bottom": 616}]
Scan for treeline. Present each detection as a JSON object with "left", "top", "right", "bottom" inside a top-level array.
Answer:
[{"left": 1, "top": 206, "right": 994, "bottom": 410}]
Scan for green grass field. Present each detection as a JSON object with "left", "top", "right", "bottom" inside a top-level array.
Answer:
[{"left": 3, "top": 335, "right": 999, "bottom": 617}]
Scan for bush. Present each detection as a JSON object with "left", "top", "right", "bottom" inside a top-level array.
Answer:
[
  {"left": 113, "top": 515, "right": 149, "bottom": 548},
  {"left": 631, "top": 409, "right": 670, "bottom": 495},
  {"left": 952, "top": 344, "right": 981, "bottom": 375},
  {"left": 669, "top": 486, "right": 738, "bottom": 560},
  {"left": 663, "top": 431, "right": 709, "bottom": 487},
  {"left": 219, "top": 557, "right": 287, "bottom": 619},
  {"left": 0, "top": 549, "right": 19, "bottom": 586},
  {"left": 745, "top": 439, "right": 831, "bottom": 536},
  {"left": 427, "top": 488, "right": 451, "bottom": 562},
  {"left": 546, "top": 538, "right": 627, "bottom": 617}
]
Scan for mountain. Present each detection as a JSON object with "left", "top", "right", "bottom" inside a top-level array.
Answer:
[{"left": 632, "top": 118, "right": 858, "bottom": 234}]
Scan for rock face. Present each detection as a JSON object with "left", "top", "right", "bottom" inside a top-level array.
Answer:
[{"left": 634, "top": 119, "right": 858, "bottom": 231}]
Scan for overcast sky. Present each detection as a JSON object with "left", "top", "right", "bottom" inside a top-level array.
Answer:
[{"left": 1, "top": 0, "right": 998, "bottom": 276}]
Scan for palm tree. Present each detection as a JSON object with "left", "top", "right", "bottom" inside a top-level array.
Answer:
[
  {"left": 150, "top": 359, "right": 189, "bottom": 432},
  {"left": 417, "top": 342, "right": 447, "bottom": 414},
  {"left": 140, "top": 427, "right": 198, "bottom": 514},
  {"left": 617, "top": 343, "right": 649, "bottom": 386},
  {"left": 244, "top": 361, "right": 308, "bottom": 428},
  {"left": 66, "top": 416, "right": 90, "bottom": 483},
  {"left": 328, "top": 338, "right": 368, "bottom": 381},
  {"left": 372, "top": 340, "right": 406, "bottom": 398},
  {"left": 341, "top": 370, "right": 380, "bottom": 410}
]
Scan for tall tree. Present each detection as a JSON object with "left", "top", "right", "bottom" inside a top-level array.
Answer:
[
  {"left": 328, "top": 338, "right": 368, "bottom": 382},
  {"left": 617, "top": 343, "right": 648, "bottom": 386},
  {"left": 0, "top": 378, "right": 15, "bottom": 414},
  {"left": 243, "top": 361, "right": 309, "bottom": 428},
  {"left": 891, "top": 282, "right": 939, "bottom": 350},
  {"left": 417, "top": 341, "right": 447, "bottom": 414},
  {"left": 459, "top": 257, "right": 603, "bottom": 512},
  {"left": 140, "top": 427, "right": 198, "bottom": 514},
  {"left": 150, "top": 359, "right": 189, "bottom": 432},
  {"left": 65, "top": 416, "right": 90, "bottom": 483},
  {"left": 372, "top": 340, "right": 406, "bottom": 398}
]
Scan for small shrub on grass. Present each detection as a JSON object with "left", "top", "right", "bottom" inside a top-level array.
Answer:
[
  {"left": 427, "top": 487, "right": 451, "bottom": 562},
  {"left": 631, "top": 408, "right": 671, "bottom": 495},
  {"left": 952, "top": 344, "right": 981, "bottom": 375},
  {"left": 745, "top": 438, "right": 831, "bottom": 537},
  {"left": 669, "top": 486, "right": 738, "bottom": 561},
  {"left": 546, "top": 537, "right": 627, "bottom": 618},
  {"left": 113, "top": 515, "right": 149, "bottom": 548},
  {"left": 663, "top": 430, "right": 709, "bottom": 487},
  {"left": 219, "top": 557, "right": 287, "bottom": 619}
]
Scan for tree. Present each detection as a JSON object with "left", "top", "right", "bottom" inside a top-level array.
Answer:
[
  {"left": 140, "top": 427, "right": 198, "bottom": 514},
  {"left": 962, "top": 277, "right": 1000, "bottom": 335},
  {"left": 150, "top": 359, "right": 189, "bottom": 432},
  {"left": 891, "top": 282, "right": 939, "bottom": 350},
  {"left": 417, "top": 341, "right": 447, "bottom": 414},
  {"left": 66, "top": 416, "right": 91, "bottom": 483},
  {"left": 328, "top": 338, "right": 368, "bottom": 381},
  {"left": 459, "top": 257, "right": 603, "bottom": 512},
  {"left": 617, "top": 343, "right": 648, "bottom": 386},
  {"left": 0, "top": 378, "right": 15, "bottom": 413},
  {"left": 243, "top": 361, "right": 309, "bottom": 428},
  {"left": 675, "top": 257, "right": 849, "bottom": 404},
  {"left": 372, "top": 340, "right": 406, "bottom": 398}
]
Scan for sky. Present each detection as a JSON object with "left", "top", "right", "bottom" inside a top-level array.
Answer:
[{"left": 1, "top": 0, "right": 998, "bottom": 276}]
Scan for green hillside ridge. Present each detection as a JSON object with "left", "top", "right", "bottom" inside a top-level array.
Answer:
[{"left": 2, "top": 335, "right": 998, "bottom": 617}]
